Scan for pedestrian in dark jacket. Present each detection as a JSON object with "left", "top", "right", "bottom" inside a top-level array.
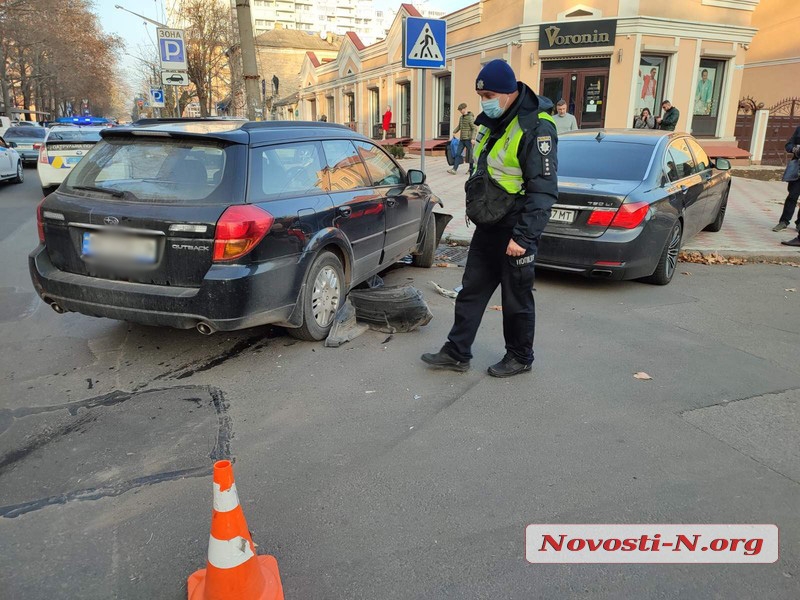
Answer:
[
  {"left": 448, "top": 102, "right": 477, "bottom": 175},
  {"left": 778, "top": 124, "right": 800, "bottom": 245},
  {"left": 422, "top": 59, "right": 558, "bottom": 378},
  {"left": 656, "top": 100, "right": 680, "bottom": 131}
]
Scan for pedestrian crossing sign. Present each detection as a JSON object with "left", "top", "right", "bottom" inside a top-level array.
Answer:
[{"left": 404, "top": 17, "right": 447, "bottom": 69}]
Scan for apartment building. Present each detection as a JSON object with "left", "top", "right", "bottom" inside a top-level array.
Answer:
[{"left": 250, "top": 0, "right": 389, "bottom": 44}]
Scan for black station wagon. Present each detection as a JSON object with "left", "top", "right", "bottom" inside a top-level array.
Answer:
[{"left": 30, "top": 119, "right": 443, "bottom": 340}]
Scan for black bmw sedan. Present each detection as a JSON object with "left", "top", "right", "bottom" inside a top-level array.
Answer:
[{"left": 537, "top": 130, "right": 731, "bottom": 285}]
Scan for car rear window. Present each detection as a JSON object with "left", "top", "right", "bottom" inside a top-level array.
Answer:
[
  {"left": 4, "top": 127, "right": 45, "bottom": 139},
  {"left": 47, "top": 128, "right": 103, "bottom": 143},
  {"left": 557, "top": 140, "right": 653, "bottom": 181},
  {"left": 63, "top": 138, "right": 234, "bottom": 203}
]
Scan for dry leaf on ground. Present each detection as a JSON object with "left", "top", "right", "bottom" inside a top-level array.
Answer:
[
  {"left": 633, "top": 372, "right": 653, "bottom": 380},
  {"left": 679, "top": 251, "right": 747, "bottom": 265},
  {"left": 434, "top": 262, "right": 458, "bottom": 268},
  {"left": 488, "top": 305, "right": 503, "bottom": 311},
  {"left": 786, "top": 288, "right": 797, "bottom": 293}
]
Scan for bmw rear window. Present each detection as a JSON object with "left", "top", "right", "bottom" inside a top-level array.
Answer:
[
  {"left": 557, "top": 140, "right": 654, "bottom": 181},
  {"left": 63, "top": 138, "right": 240, "bottom": 203}
]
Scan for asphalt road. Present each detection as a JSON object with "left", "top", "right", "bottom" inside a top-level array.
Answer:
[{"left": 1, "top": 170, "right": 799, "bottom": 599}]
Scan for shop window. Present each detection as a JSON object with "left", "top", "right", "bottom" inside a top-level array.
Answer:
[
  {"left": 436, "top": 75, "right": 451, "bottom": 138},
  {"left": 345, "top": 93, "right": 355, "bottom": 125},
  {"left": 398, "top": 83, "right": 411, "bottom": 138},
  {"left": 327, "top": 97, "right": 335, "bottom": 123},
  {"left": 369, "top": 88, "right": 381, "bottom": 139},
  {"left": 692, "top": 58, "right": 726, "bottom": 137},
  {"left": 635, "top": 56, "right": 667, "bottom": 124}
]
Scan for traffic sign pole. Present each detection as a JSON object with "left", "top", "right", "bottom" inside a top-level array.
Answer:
[
  {"left": 403, "top": 17, "right": 446, "bottom": 175},
  {"left": 420, "top": 73, "right": 426, "bottom": 172}
]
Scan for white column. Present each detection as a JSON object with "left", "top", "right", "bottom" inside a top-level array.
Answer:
[
  {"left": 626, "top": 34, "right": 643, "bottom": 126},
  {"left": 683, "top": 40, "right": 701, "bottom": 134},
  {"left": 750, "top": 109, "right": 769, "bottom": 164}
]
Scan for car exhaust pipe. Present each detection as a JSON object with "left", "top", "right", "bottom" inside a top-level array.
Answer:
[
  {"left": 196, "top": 321, "right": 216, "bottom": 335},
  {"left": 50, "top": 301, "right": 65, "bottom": 314},
  {"left": 591, "top": 269, "right": 614, "bottom": 278}
]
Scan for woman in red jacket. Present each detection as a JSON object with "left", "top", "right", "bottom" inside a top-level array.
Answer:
[{"left": 382, "top": 105, "right": 392, "bottom": 140}]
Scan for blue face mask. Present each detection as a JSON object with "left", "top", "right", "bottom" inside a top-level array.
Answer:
[{"left": 481, "top": 97, "right": 505, "bottom": 118}]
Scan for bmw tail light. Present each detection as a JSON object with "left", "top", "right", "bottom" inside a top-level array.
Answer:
[
  {"left": 36, "top": 198, "right": 46, "bottom": 243},
  {"left": 213, "top": 205, "right": 274, "bottom": 262},
  {"left": 587, "top": 209, "right": 615, "bottom": 227},
  {"left": 610, "top": 202, "right": 650, "bottom": 229}
]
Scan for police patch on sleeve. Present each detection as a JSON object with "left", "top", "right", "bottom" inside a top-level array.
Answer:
[{"left": 537, "top": 135, "right": 552, "bottom": 156}]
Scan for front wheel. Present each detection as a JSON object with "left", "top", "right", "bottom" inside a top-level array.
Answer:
[
  {"left": 703, "top": 183, "right": 730, "bottom": 232},
  {"left": 289, "top": 250, "right": 345, "bottom": 341},
  {"left": 641, "top": 220, "right": 682, "bottom": 285},
  {"left": 11, "top": 161, "right": 23, "bottom": 184},
  {"left": 412, "top": 213, "right": 436, "bottom": 268}
]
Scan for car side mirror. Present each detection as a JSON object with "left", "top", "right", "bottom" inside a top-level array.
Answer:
[
  {"left": 407, "top": 169, "right": 426, "bottom": 185},
  {"left": 715, "top": 158, "right": 731, "bottom": 171},
  {"left": 7, "top": 141, "right": 16, "bottom": 148}
]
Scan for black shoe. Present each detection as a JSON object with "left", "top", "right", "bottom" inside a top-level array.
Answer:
[
  {"left": 780, "top": 236, "right": 800, "bottom": 247},
  {"left": 772, "top": 221, "right": 789, "bottom": 232},
  {"left": 421, "top": 349, "right": 470, "bottom": 372},
  {"left": 488, "top": 354, "right": 532, "bottom": 378}
]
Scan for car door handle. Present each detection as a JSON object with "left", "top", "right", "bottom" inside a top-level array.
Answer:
[
  {"left": 385, "top": 198, "right": 397, "bottom": 207},
  {"left": 338, "top": 206, "right": 352, "bottom": 218}
]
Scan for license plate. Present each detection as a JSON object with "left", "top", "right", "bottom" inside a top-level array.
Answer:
[
  {"left": 18, "top": 144, "right": 32, "bottom": 150},
  {"left": 550, "top": 208, "right": 576, "bottom": 224},
  {"left": 82, "top": 232, "right": 157, "bottom": 263},
  {"left": 65, "top": 156, "right": 82, "bottom": 165}
]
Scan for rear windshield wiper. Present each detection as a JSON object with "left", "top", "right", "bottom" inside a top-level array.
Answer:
[{"left": 72, "top": 185, "right": 124, "bottom": 198}]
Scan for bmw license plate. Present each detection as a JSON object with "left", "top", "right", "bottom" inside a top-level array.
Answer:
[
  {"left": 550, "top": 208, "right": 576, "bottom": 224},
  {"left": 82, "top": 232, "right": 156, "bottom": 263}
]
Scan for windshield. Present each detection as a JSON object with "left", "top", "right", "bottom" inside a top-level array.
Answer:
[
  {"left": 47, "top": 128, "right": 103, "bottom": 143},
  {"left": 63, "top": 137, "right": 233, "bottom": 203},
  {"left": 4, "top": 127, "right": 45, "bottom": 139},
  {"left": 557, "top": 140, "right": 654, "bottom": 181}
]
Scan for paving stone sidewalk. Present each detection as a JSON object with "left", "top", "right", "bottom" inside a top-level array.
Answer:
[{"left": 399, "top": 155, "right": 800, "bottom": 260}]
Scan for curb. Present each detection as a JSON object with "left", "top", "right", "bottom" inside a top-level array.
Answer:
[{"left": 681, "top": 248, "right": 800, "bottom": 263}]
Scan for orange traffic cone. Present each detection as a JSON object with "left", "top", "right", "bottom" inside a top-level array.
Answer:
[{"left": 187, "top": 460, "right": 284, "bottom": 600}]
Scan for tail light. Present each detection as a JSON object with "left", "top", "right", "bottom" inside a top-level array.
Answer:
[
  {"left": 38, "top": 144, "right": 48, "bottom": 164},
  {"left": 213, "top": 205, "right": 274, "bottom": 262},
  {"left": 36, "top": 198, "right": 46, "bottom": 243},
  {"left": 33, "top": 143, "right": 41, "bottom": 150},
  {"left": 587, "top": 202, "right": 649, "bottom": 229}
]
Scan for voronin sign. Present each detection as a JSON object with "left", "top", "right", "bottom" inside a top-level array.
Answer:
[{"left": 539, "top": 20, "right": 617, "bottom": 51}]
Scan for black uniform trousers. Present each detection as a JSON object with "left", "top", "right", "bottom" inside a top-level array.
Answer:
[
  {"left": 779, "top": 179, "right": 800, "bottom": 227},
  {"left": 443, "top": 225, "right": 536, "bottom": 365}
]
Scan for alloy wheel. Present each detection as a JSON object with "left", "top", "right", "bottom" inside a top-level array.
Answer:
[
  {"left": 665, "top": 224, "right": 681, "bottom": 279},
  {"left": 311, "top": 266, "right": 340, "bottom": 327}
]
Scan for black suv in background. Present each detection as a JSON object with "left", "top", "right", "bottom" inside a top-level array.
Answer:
[{"left": 30, "top": 119, "right": 443, "bottom": 340}]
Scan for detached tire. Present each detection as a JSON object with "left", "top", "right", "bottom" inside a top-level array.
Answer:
[
  {"left": 11, "top": 161, "right": 23, "bottom": 184},
  {"left": 704, "top": 183, "right": 730, "bottom": 232},
  {"left": 289, "top": 250, "right": 345, "bottom": 341},
  {"left": 412, "top": 213, "right": 436, "bottom": 268},
  {"left": 641, "top": 220, "right": 682, "bottom": 286}
]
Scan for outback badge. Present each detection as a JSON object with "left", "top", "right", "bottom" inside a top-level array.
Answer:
[{"left": 537, "top": 135, "right": 552, "bottom": 156}]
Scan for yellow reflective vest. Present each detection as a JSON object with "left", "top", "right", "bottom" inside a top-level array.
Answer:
[{"left": 473, "top": 111, "right": 557, "bottom": 194}]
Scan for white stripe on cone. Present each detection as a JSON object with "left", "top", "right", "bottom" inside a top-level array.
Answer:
[
  {"left": 213, "top": 482, "right": 240, "bottom": 513},
  {"left": 207, "top": 535, "right": 255, "bottom": 569}
]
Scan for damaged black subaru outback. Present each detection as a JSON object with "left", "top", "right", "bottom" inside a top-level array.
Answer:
[{"left": 30, "top": 119, "right": 443, "bottom": 340}]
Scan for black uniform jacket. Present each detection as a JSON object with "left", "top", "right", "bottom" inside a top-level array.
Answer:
[
  {"left": 474, "top": 82, "right": 558, "bottom": 253},
  {"left": 785, "top": 126, "right": 800, "bottom": 156}
]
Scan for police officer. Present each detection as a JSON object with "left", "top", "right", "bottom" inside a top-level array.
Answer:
[{"left": 421, "top": 59, "right": 558, "bottom": 377}]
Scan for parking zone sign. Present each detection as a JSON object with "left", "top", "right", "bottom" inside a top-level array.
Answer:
[
  {"left": 157, "top": 28, "right": 187, "bottom": 71},
  {"left": 150, "top": 88, "right": 165, "bottom": 108}
]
